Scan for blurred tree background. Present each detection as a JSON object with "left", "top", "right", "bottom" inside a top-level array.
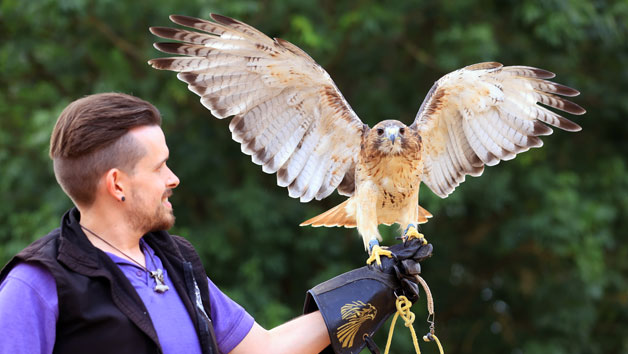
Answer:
[{"left": 1, "top": 0, "right": 627, "bottom": 353}]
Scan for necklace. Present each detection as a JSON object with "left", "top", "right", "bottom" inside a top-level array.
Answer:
[{"left": 80, "top": 224, "right": 170, "bottom": 293}]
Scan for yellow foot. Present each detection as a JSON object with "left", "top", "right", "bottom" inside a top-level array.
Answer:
[
  {"left": 366, "top": 245, "right": 393, "bottom": 267},
  {"left": 404, "top": 225, "right": 427, "bottom": 245}
]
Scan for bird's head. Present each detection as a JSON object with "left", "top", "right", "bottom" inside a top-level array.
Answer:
[{"left": 367, "top": 120, "right": 417, "bottom": 156}]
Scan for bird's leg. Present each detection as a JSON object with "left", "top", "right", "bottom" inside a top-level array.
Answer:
[
  {"left": 356, "top": 182, "right": 393, "bottom": 267},
  {"left": 366, "top": 239, "right": 393, "bottom": 267},
  {"left": 403, "top": 223, "right": 427, "bottom": 245},
  {"left": 399, "top": 203, "right": 427, "bottom": 245}
]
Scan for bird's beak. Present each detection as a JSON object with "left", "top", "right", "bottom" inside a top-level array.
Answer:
[{"left": 385, "top": 126, "right": 399, "bottom": 144}]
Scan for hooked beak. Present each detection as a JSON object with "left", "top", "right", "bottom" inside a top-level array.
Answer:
[{"left": 385, "top": 126, "right": 399, "bottom": 144}]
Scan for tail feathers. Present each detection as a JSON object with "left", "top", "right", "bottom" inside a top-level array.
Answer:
[
  {"left": 418, "top": 205, "right": 433, "bottom": 224},
  {"left": 300, "top": 202, "right": 433, "bottom": 228},
  {"left": 300, "top": 199, "right": 356, "bottom": 228}
]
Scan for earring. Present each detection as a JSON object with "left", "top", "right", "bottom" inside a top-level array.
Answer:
[{"left": 121, "top": 196, "right": 126, "bottom": 202}]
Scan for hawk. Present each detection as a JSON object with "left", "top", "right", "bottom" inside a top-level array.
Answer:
[{"left": 148, "top": 14, "right": 585, "bottom": 264}]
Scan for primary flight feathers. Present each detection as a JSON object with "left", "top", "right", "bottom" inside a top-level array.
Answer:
[
  {"left": 150, "top": 14, "right": 365, "bottom": 204},
  {"left": 149, "top": 14, "right": 584, "bottom": 250}
]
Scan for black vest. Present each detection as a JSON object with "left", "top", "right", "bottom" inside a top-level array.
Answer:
[{"left": 0, "top": 208, "right": 219, "bottom": 354}]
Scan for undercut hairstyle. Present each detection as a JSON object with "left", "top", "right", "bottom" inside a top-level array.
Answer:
[{"left": 50, "top": 93, "right": 162, "bottom": 206}]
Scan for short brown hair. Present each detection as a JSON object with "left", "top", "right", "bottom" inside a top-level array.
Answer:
[{"left": 50, "top": 93, "right": 162, "bottom": 206}]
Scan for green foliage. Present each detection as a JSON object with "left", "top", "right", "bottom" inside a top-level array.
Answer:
[{"left": 1, "top": 0, "right": 627, "bottom": 353}]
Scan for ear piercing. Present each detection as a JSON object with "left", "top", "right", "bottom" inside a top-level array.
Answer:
[{"left": 121, "top": 196, "right": 126, "bottom": 202}]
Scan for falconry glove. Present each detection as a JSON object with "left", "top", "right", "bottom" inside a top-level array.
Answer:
[{"left": 303, "top": 239, "right": 433, "bottom": 354}]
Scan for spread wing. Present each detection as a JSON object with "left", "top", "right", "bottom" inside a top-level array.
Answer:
[
  {"left": 149, "top": 14, "right": 365, "bottom": 202},
  {"left": 411, "top": 62, "right": 585, "bottom": 198}
]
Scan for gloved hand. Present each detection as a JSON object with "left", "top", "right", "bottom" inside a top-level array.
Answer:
[{"left": 303, "top": 239, "right": 433, "bottom": 354}]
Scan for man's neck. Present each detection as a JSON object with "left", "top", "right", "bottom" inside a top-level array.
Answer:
[{"left": 78, "top": 206, "right": 146, "bottom": 265}]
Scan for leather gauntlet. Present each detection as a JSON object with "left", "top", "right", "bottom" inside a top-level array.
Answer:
[{"left": 303, "top": 239, "right": 433, "bottom": 354}]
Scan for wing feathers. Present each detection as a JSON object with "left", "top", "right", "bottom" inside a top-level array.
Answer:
[
  {"left": 170, "top": 15, "right": 244, "bottom": 40},
  {"left": 209, "top": 13, "right": 274, "bottom": 42},
  {"left": 150, "top": 57, "right": 215, "bottom": 72},
  {"left": 151, "top": 14, "right": 584, "bottom": 208},
  {"left": 154, "top": 42, "right": 215, "bottom": 56},
  {"left": 150, "top": 14, "right": 364, "bottom": 202},
  {"left": 263, "top": 118, "right": 311, "bottom": 173},
  {"left": 502, "top": 65, "right": 555, "bottom": 79},
  {"left": 277, "top": 121, "right": 320, "bottom": 187},
  {"left": 414, "top": 62, "right": 583, "bottom": 198},
  {"left": 467, "top": 118, "right": 502, "bottom": 166},
  {"left": 527, "top": 78, "right": 580, "bottom": 97},
  {"left": 151, "top": 27, "right": 245, "bottom": 49},
  {"left": 533, "top": 91, "right": 586, "bottom": 115},
  {"left": 429, "top": 159, "right": 447, "bottom": 196},
  {"left": 316, "top": 158, "right": 352, "bottom": 200},
  {"left": 446, "top": 121, "right": 474, "bottom": 173},
  {"left": 299, "top": 156, "right": 331, "bottom": 202}
]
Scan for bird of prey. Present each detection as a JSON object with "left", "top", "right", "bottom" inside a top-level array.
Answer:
[{"left": 148, "top": 14, "right": 585, "bottom": 264}]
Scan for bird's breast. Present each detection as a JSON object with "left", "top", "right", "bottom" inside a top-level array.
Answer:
[{"left": 359, "top": 154, "right": 422, "bottom": 209}]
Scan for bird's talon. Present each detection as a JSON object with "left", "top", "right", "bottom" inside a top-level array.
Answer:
[
  {"left": 366, "top": 245, "right": 393, "bottom": 267},
  {"left": 404, "top": 225, "right": 427, "bottom": 245}
]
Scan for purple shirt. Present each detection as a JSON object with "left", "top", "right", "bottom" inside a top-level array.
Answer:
[{"left": 0, "top": 240, "right": 253, "bottom": 354}]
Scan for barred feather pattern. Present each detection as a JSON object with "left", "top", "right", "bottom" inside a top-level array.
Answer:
[
  {"left": 412, "top": 62, "right": 585, "bottom": 198},
  {"left": 148, "top": 14, "right": 585, "bottom": 250},
  {"left": 149, "top": 14, "right": 365, "bottom": 202}
]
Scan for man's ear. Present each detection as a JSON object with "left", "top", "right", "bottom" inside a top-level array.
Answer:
[{"left": 104, "top": 168, "right": 127, "bottom": 203}]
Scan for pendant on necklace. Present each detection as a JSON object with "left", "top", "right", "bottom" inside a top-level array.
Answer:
[{"left": 150, "top": 268, "right": 170, "bottom": 293}]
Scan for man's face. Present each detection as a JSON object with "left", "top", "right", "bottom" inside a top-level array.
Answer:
[{"left": 124, "top": 125, "right": 179, "bottom": 233}]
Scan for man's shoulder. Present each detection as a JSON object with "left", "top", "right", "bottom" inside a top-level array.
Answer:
[
  {"left": 169, "top": 234, "right": 203, "bottom": 262},
  {"left": 148, "top": 231, "right": 202, "bottom": 262},
  {"left": 2, "top": 262, "right": 56, "bottom": 291},
  {"left": 170, "top": 234, "right": 194, "bottom": 248},
  {"left": 17, "top": 228, "right": 62, "bottom": 260},
  {"left": 152, "top": 230, "right": 195, "bottom": 251},
  {"left": 0, "top": 228, "right": 60, "bottom": 286}
]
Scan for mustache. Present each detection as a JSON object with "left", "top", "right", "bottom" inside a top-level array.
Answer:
[{"left": 163, "top": 189, "right": 173, "bottom": 198}]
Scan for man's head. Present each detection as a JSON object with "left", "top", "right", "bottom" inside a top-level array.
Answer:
[
  {"left": 50, "top": 93, "right": 179, "bottom": 231},
  {"left": 50, "top": 93, "right": 161, "bottom": 206}
]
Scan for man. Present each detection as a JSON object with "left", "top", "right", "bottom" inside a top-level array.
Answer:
[{"left": 0, "top": 93, "right": 428, "bottom": 354}]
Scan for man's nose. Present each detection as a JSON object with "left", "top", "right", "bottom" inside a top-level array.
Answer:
[{"left": 166, "top": 166, "right": 180, "bottom": 188}]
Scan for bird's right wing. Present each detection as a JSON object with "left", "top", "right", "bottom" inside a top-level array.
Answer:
[{"left": 149, "top": 14, "right": 366, "bottom": 202}]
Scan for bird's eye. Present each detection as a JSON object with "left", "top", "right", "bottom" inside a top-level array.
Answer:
[
  {"left": 377, "top": 128, "right": 384, "bottom": 136},
  {"left": 399, "top": 128, "right": 405, "bottom": 135}
]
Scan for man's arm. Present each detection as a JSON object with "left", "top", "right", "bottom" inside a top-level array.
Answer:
[
  {"left": 227, "top": 239, "right": 432, "bottom": 354},
  {"left": 229, "top": 311, "right": 330, "bottom": 354}
]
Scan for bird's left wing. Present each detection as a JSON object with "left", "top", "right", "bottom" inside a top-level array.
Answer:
[
  {"left": 149, "top": 14, "right": 365, "bottom": 202},
  {"left": 411, "top": 62, "right": 585, "bottom": 198}
]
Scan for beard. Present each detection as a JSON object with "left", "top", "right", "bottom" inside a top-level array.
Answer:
[{"left": 126, "top": 189, "right": 175, "bottom": 233}]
